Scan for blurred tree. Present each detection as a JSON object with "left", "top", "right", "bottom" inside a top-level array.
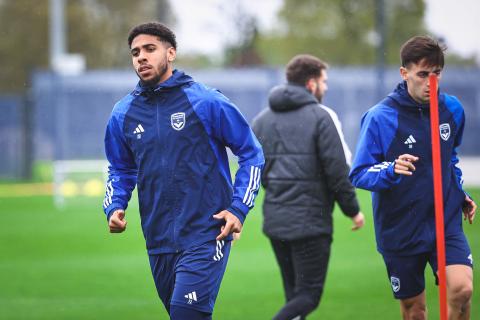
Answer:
[
  {"left": 254, "top": 0, "right": 473, "bottom": 66},
  {"left": 256, "top": 0, "right": 380, "bottom": 66},
  {"left": 0, "top": 0, "right": 174, "bottom": 93},
  {"left": 384, "top": 0, "right": 426, "bottom": 64},
  {"left": 67, "top": 0, "right": 175, "bottom": 69},
  {"left": 220, "top": 0, "right": 264, "bottom": 67},
  {"left": 176, "top": 54, "right": 217, "bottom": 69},
  {"left": 224, "top": 19, "right": 264, "bottom": 67},
  {"left": 0, "top": 0, "right": 49, "bottom": 93}
]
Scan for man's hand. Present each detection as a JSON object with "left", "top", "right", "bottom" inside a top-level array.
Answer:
[
  {"left": 351, "top": 212, "right": 365, "bottom": 231},
  {"left": 232, "top": 232, "right": 242, "bottom": 241},
  {"left": 213, "top": 210, "right": 243, "bottom": 240},
  {"left": 463, "top": 195, "right": 477, "bottom": 224},
  {"left": 109, "top": 209, "right": 127, "bottom": 233},
  {"left": 394, "top": 154, "right": 419, "bottom": 176}
]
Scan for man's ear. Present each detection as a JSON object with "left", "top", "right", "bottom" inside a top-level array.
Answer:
[
  {"left": 167, "top": 47, "right": 176, "bottom": 62},
  {"left": 305, "top": 78, "right": 316, "bottom": 94},
  {"left": 400, "top": 66, "right": 408, "bottom": 81}
]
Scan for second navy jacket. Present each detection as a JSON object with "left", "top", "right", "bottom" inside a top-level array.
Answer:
[{"left": 349, "top": 81, "right": 467, "bottom": 255}]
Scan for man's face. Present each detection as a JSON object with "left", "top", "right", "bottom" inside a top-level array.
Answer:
[
  {"left": 130, "top": 34, "right": 176, "bottom": 86},
  {"left": 308, "top": 70, "right": 328, "bottom": 103},
  {"left": 400, "top": 59, "right": 442, "bottom": 104}
]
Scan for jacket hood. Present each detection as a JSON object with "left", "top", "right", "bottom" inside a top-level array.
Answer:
[
  {"left": 268, "top": 83, "right": 318, "bottom": 112},
  {"left": 388, "top": 81, "right": 444, "bottom": 109},
  {"left": 133, "top": 69, "right": 193, "bottom": 95}
]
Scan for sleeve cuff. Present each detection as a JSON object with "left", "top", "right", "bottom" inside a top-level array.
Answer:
[
  {"left": 464, "top": 190, "right": 473, "bottom": 201},
  {"left": 106, "top": 205, "right": 124, "bottom": 221},
  {"left": 387, "top": 162, "right": 402, "bottom": 183},
  {"left": 344, "top": 205, "right": 360, "bottom": 218},
  {"left": 227, "top": 200, "right": 249, "bottom": 225}
]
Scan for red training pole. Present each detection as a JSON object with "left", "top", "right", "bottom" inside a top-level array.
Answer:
[{"left": 429, "top": 74, "right": 448, "bottom": 320}]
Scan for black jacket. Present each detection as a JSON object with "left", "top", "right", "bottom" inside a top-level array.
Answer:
[{"left": 252, "top": 84, "right": 359, "bottom": 240}]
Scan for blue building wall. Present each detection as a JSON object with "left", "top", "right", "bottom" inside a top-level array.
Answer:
[
  {"left": 30, "top": 66, "right": 480, "bottom": 164},
  {"left": 0, "top": 96, "right": 24, "bottom": 178}
]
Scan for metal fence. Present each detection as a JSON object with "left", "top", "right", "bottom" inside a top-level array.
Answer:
[
  {"left": 1, "top": 66, "right": 479, "bottom": 179},
  {"left": 0, "top": 96, "right": 30, "bottom": 179}
]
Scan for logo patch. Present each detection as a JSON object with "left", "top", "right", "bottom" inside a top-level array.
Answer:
[
  {"left": 468, "top": 254, "right": 473, "bottom": 265},
  {"left": 133, "top": 124, "right": 145, "bottom": 139},
  {"left": 404, "top": 134, "right": 416, "bottom": 149},
  {"left": 390, "top": 276, "right": 401, "bottom": 293},
  {"left": 439, "top": 123, "right": 450, "bottom": 141},
  {"left": 184, "top": 291, "right": 197, "bottom": 304},
  {"left": 171, "top": 112, "right": 186, "bottom": 131}
]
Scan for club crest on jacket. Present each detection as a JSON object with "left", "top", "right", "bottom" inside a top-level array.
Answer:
[
  {"left": 439, "top": 123, "right": 450, "bottom": 141},
  {"left": 171, "top": 112, "right": 186, "bottom": 131}
]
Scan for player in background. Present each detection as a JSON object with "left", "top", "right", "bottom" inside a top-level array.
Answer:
[
  {"left": 350, "top": 35, "right": 476, "bottom": 320},
  {"left": 252, "top": 54, "right": 365, "bottom": 320},
  {"left": 102, "top": 22, "right": 264, "bottom": 320}
]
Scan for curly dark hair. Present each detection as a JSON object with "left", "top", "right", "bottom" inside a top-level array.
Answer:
[
  {"left": 400, "top": 36, "right": 446, "bottom": 68},
  {"left": 286, "top": 54, "right": 328, "bottom": 86},
  {"left": 127, "top": 22, "right": 177, "bottom": 49}
]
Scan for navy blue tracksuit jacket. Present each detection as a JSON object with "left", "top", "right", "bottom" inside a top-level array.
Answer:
[
  {"left": 103, "top": 70, "right": 264, "bottom": 254},
  {"left": 350, "top": 81, "right": 467, "bottom": 255}
]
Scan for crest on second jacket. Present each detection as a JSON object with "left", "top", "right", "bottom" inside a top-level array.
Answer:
[{"left": 440, "top": 123, "right": 450, "bottom": 141}]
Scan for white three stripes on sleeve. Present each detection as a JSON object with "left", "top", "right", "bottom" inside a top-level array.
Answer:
[
  {"left": 242, "top": 166, "right": 261, "bottom": 207},
  {"left": 103, "top": 180, "right": 113, "bottom": 208},
  {"left": 367, "top": 161, "right": 392, "bottom": 172}
]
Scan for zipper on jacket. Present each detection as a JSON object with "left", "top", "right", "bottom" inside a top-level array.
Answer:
[
  {"left": 156, "top": 95, "right": 161, "bottom": 139},
  {"left": 418, "top": 107, "right": 430, "bottom": 159},
  {"left": 156, "top": 92, "right": 180, "bottom": 252}
]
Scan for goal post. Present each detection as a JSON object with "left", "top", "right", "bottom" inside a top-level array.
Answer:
[{"left": 53, "top": 160, "right": 108, "bottom": 208}]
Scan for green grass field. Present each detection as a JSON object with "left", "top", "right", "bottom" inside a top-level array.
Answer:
[{"left": 0, "top": 187, "right": 479, "bottom": 319}]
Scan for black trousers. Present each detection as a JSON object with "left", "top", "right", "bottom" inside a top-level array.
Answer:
[{"left": 270, "top": 235, "right": 332, "bottom": 320}]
